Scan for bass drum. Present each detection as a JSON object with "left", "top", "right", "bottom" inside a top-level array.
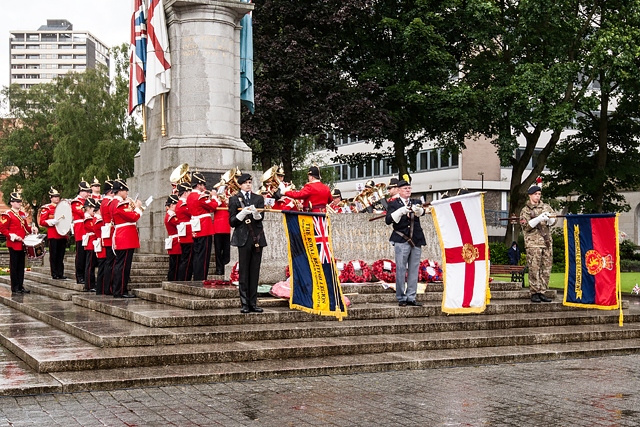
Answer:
[
  {"left": 23, "top": 234, "right": 47, "bottom": 260},
  {"left": 54, "top": 199, "right": 72, "bottom": 236}
]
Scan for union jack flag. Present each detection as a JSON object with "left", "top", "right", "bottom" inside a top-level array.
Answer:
[
  {"left": 313, "top": 216, "right": 331, "bottom": 264},
  {"left": 128, "top": 0, "right": 147, "bottom": 114}
]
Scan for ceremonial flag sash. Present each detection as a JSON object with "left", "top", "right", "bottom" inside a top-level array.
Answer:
[
  {"left": 146, "top": 0, "right": 171, "bottom": 109},
  {"left": 283, "top": 211, "right": 347, "bottom": 320},
  {"left": 563, "top": 214, "right": 622, "bottom": 324},
  {"left": 431, "top": 192, "right": 490, "bottom": 314}
]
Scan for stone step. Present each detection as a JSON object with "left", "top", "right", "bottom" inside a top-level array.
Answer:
[
  {"left": 3, "top": 312, "right": 639, "bottom": 374},
  {"left": 64, "top": 254, "right": 170, "bottom": 263},
  {"left": 46, "top": 338, "right": 640, "bottom": 393},
  {"left": 70, "top": 292, "right": 629, "bottom": 328},
  {"left": 340, "top": 282, "right": 525, "bottom": 293},
  {"left": 23, "top": 271, "right": 85, "bottom": 292},
  {"left": 56, "top": 263, "right": 169, "bottom": 277},
  {"left": 134, "top": 288, "right": 287, "bottom": 310},
  {"left": 2, "top": 284, "right": 636, "bottom": 349}
]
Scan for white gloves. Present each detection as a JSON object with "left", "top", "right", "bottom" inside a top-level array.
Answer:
[
  {"left": 391, "top": 206, "right": 409, "bottom": 223},
  {"left": 46, "top": 218, "right": 59, "bottom": 226},
  {"left": 411, "top": 205, "right": 425, "bottom": 216},
  {"left": 236, "top": 207, "right": 251, "bottom": 220},
  {"left": 528, "top": 212, "right": 554, "bottom": 228},
  {"left": 9, "top": 233, "right": 20, "bottom": 242},
  {"left": 528, "top": 215, "right": 543, "bottom": 228},
  {"left": 249, "top": 205, "right": 261, "bottom": 220},
  {"left": 278, "top": 182, "right": 287, "bottom": 193}
]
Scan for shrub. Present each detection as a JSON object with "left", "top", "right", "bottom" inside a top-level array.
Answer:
[
  {"left": 620, "top": 240, "right": 640, "bottom": 261},
  {"left": 489, "top": 242, "right": 509, "bottom": 265}
]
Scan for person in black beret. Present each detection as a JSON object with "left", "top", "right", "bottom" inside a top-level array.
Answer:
[
  {"left": 385, "top": 180, "right": 427, "bottom": 307},
  {"left": 229, "top": 174, "right": 267, "bottom": 313}
]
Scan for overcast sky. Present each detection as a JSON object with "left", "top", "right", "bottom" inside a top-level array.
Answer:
[{"left": 2, "top": 0, "right": 131, "bottom": 90}]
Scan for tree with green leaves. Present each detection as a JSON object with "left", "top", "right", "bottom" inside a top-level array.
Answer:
[
  {"left": 0, "top": 43, "right": 141, "bottom": 207},
  {"left": 241, "top": 0, "right": 389, "bottom": 180},
  {"left": 440, "top": 0, "right": 640, "bottom": 242}
]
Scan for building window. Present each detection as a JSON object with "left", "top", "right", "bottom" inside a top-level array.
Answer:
[
  {"left": 419, "top": 152, "right": 428, "bottom": 170},
  {"left": 59, "top": 54, "right": 73, "bottom": 59},
  {"left": 74, "top": 64, "right": 86, "bottom": 70},
  {"left": 74, "top": 55, "right": 86, "bottom": 60},
  {"left": 26, "top": 44, "right": 40, "bottom": 49},
  {"left": 59, "top": 44, "right": 73, "bottom": 49},
  {"left": 27, "top": 34, "right": 39, "bottom": 41},
  {"left": 429, "top": 150, "right": 439, "bottom": 170},
  {"left": 373, "top": 160, "right": 381, "bottom": 176},
  {"left": 11, "top": 44, "right": 25, "bottom": 49},
  {"left": 12, "top": 54, "right": 26, "bottom": 59},
  {"left": 26, "top": 54, "right": 40, "bottom": 59}
]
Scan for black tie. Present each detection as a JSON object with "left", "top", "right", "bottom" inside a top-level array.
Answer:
[{"left": 244, "top": 192, "right": 251, "bottom": 205}]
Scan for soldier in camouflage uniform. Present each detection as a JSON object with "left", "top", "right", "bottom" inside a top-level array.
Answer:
[{"left": 520, "top": 185, "right": 556, "bottom": 303}]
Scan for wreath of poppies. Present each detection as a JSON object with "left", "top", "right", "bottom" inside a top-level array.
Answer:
[
  {"left": 203, "top": 279, "right": 230, "bottom": 288},
  {"left": 371, "top": 259, "right": 396, "bottom": 283},
  {"left": 229, "top": 262, "right": 239, "bottom": 284},
  {"left": 339, "top": 260, "right": 372, "bottom": 283},
  {"left": 419, "top": 259, "right": 443, "bottom": 283}
]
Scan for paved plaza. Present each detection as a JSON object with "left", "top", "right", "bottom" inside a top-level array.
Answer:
[{"left": 0, "top": 354, "right": 637, "bottom": 426}]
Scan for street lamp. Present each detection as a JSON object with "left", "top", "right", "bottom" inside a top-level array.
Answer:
[{"left": 478, "top": 171, "right": 484, "bottom": 190}]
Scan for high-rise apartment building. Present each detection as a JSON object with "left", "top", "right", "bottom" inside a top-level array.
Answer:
[{"left": 9, "top": 19, "right": 110, "bottom": 89}]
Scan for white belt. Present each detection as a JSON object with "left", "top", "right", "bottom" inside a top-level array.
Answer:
[
  {"left": 114, "top": 222, "right": 136, "bottom": 229},
  {"left": 193, "top": 213, "right": 212, "bottom": 219},
  {"left": 180, "top": 221, "right": 191, "bottom": 226},
  {"left": 72, "top": 219, "right": 84, "bottom": 224},
  {"left": 86, "top": 232, "right": 94, "bottom": 236},
  {"left": 168, "top": 234, "right": 178, "bottom": 239}
]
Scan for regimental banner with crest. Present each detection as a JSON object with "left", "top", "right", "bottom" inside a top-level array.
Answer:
[
  {"left": 282, "top": 211, "right": 347, "bottom": 320},
  {"left": 431, "top": 192, "right": 491, "bottom": 314},
  {"left": 563, "top": 214, "right": 621, "bottom": 318}
]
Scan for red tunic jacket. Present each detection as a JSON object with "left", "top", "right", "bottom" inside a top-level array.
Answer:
[
  {"left": 285, "top": 181, "right": 332, "bottom": 212},
  {"left": 0, "top": 209, "right": 29, "bottom": 251},
  {"left": 92, "top": 215, "right": 107, "bottom": 259},
  {"left": 186, "top": 190, "right": 217, "bottom": 237},
  {"left": 111, "top": 197, "right": 141, "bottom": 250},
  {"left": 175, "top": 196, "right": 193, "bottom": 244},
  {"left": 71, "top": 196, "right": 87, "bottom": 242},
  {"left": 212, "top": 199, "right": 230, "bottom": 234},
  {"left": 39, "top": 203, "right": 67, "bottom": 239},
  {"left": 164, "top": 210, "right": 182, "bottom": 255},
  {"left": 100, "top": 196, "right": 114, "bottom": 247},
  {"left": 83, "top": 214, "right": 97, "bottom": 251}
]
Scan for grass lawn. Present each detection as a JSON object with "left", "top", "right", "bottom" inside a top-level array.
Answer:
[{"left": 522, "top": 272, "right": 639, "bottom": 294}]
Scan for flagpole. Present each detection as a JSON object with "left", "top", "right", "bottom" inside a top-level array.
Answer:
[
  {"left": 142, "top": 105, "right": 147, "bottom": 142},
  {"left": 161, "top": 93, "right": 167, "bottom": 137}
]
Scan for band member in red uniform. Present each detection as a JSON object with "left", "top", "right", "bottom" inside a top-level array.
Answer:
[
  {"left": 229, "top": 174, "right": 267, "bottom": 313},
  {"left": 90, "top": 177, "right": 102, "bottom": 201},
  {"left": 175, "top": 182, "right": 194, "bottom": 281},
  {"left": 278, "top": 166, "right": 332, "bottom": 212},
  {"left": 39, "top": 186, "right": 68, "bottom": 279},
  {"left": 111, "top": 179, "right": 142, "bottom": 298},
  {"left": 187, "top": 172, "right": 218, "bottom": 281},
  {"left": 164, "top": 195, "right": 181, "bottom": 281},
  {"left": 97, "top": 178, "right": 115, "bottom": 295},
  {"left": 71, "top": 180, "right": 91, "bottom": 284},
  {"left": 82, "top": 198, "right": 99, "bottom": 291},
  {"left": 212, "top": 191, "right": 231, "bottom": 276},
  {"left": 0, "top": 191, "right": 34, "bottom": 294},
  {"left": 92, "top": 199, "right": 108, "bottom": 292}
]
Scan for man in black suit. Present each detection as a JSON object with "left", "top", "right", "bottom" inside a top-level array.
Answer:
[{"left": 229, "top": 173, "right": 267, "bottom": 313}]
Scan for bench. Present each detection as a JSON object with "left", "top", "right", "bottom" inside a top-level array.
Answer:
[{"left": 490, "top": 264, "right": 527, "bottom": 283}]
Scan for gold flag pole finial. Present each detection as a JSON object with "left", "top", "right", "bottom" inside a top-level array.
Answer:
[
  {"left": 161, "top": 94, "right": 167, "bottom": 137},
  {"left": 142, "top": 105, "right": 147, "bottom": 142}
]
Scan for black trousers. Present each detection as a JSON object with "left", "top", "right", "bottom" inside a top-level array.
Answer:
[
  {"left": 213, "top": 233, "right": 231, "bottom": 275},
  {"left": 8, "top": 248, "right": 25, "bottom": 293},
  {"left": 237, "top": 244, "right": 262, "bottom": 309},
  {"left": 112, "top": 249, "right": 134, "bottom": 297},
  {"left": 178, "top": 243, "right": 193, "bottom": 281},
  {"left": 98, "top": 247, "right": 116, "bottom": 295},
  {"left": 48, "top": 237, "right": 67, "bottom": 279},
  {"left": 84, "top": 249, "right": 97, "bottom": 291},
  {"left": 192, "top": 235, "right": 212, "bottom": 281},
  {"left": 167, "top": 254, "right": 181, "bottom": 281},
  {"left": 75, "top": 241, "right": 86, "bottom": 283},
  {"left": 95, "top": 257, "right": 108, "bottom": 294}
]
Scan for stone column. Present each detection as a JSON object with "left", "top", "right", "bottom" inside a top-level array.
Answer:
[{"left": 129, "top": 0, "right": 254, "bottom": 253}]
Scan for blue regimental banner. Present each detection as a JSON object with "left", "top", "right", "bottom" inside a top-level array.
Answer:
[{"left": 282, "top": 211, "right": 346, "bottom": 320}]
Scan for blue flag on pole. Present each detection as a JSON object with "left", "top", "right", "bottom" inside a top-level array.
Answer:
[
  {"left": 240, "top": 1, "right": 254, "bottom": 113},
  {"left": 282, "top": 211, "right": 346, "bottom": 320}
]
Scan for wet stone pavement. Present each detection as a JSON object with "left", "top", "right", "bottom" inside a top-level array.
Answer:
[{"left": 0, "top": 354, "right": 637, "bottom": 426}]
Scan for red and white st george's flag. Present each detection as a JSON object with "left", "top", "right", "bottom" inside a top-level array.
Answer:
[{"left": 431, "top": 192, "right": 490, "bottom": 314}]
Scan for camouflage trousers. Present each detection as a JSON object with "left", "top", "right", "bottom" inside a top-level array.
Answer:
[{"left": 526, "top": 246, "right": 552, "bottom": 294}]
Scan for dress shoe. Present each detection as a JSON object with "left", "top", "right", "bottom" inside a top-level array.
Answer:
[
  {"left": 89, "top": 288, "right": 97, "bottom": 292},
  {"left": 250, "top": 306, "right": 264, "bottom": 313},
  {"left": 121, "top": 294, "right": 136, "bottom": 298},
  {"left": 19, "top": 288, "right": 30, "bottom": 294},
  {"left": 538, "top": 293, "right": 552, "bottom": 302},
  {"left": 398, "top": 301, "right": 407, "bottom": 307},
  {"left": 530, "top": 293, "right": 541, "bottom": 303},
  {"left": 240, "top": 306, "right": 251, "bottom": 314},
  {"left": 60, "top": 276, "right": 69, "bottom": 280},
  {"left": 406, "top": 300, "right": 422, "bottom": 307}
]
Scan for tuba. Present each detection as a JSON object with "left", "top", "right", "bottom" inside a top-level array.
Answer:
[{"left": 170, "top": 163, "right": 191, "bottom": 185}]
